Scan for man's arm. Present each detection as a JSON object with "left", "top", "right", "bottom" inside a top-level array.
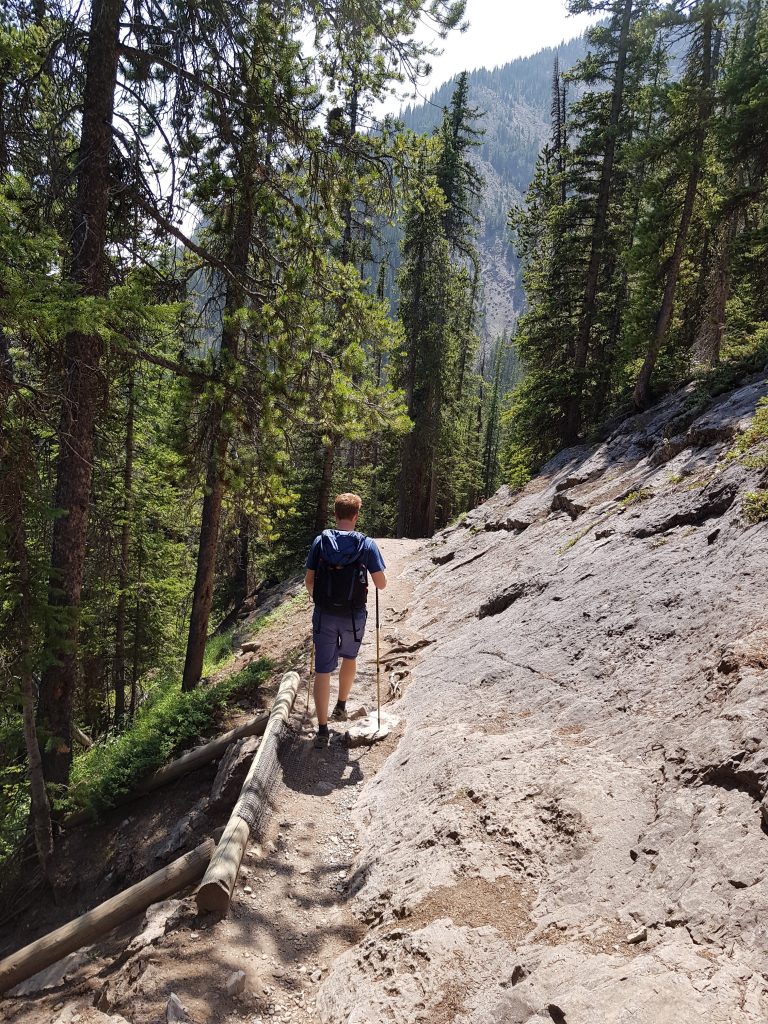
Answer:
[
  {"left": 371, "top": 570, "right": 386, "bottom": 590},
  {"left": 305, "top": 569, "right": 315, "bottom": 597}
]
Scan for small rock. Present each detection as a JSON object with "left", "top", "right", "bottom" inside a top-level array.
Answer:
[
  {"left": 166, "top": 992, "right": 189, "bottom": 1023},
  {"left": 627, "top": 926, "right": 648, "bottom": 945},
  {"left": 127, "top": 898, "right": 184, "bottom": 953},
  {"left": 310, "top": 969, "right": 322, "bottom": 983},
  {"left": 241, "top": 639, "right": 261, "bottom": 653},
  {"left": 226, "top": 970, "right": 247, "bottom": 996}
]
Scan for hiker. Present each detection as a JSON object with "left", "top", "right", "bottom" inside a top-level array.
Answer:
[{"left": 305, "top": 492, "right": 386, "bottom": 748}]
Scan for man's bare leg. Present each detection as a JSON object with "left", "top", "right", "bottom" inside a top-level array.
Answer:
[
  {"left": 314, "top": 671, "right": 331, "bottom": 726},
  {"left": 338, "top": 657, "right": 357, "bottom": 702}
]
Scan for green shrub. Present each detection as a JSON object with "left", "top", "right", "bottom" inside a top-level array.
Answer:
[
  {"left": 619, "top": 487, "right": 653, "bottom": 507},
  {"left": 0, "top": 764, "right": 28, "bottom": 868},
  {"left": 67, "top": 657, "right": 272, "bottom": 816},
  {"left": 743, "top": 490, "right": 768, "bottom": 524},
  {"left": 728, "top": 397, "right": 768, "bottom": 470}
]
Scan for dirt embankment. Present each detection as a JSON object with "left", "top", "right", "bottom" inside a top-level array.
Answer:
[{"left": 3, "top": 375, "right": 768, "bottom": 1024}]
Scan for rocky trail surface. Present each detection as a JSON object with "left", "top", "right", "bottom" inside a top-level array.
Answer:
[{"left": 3, "top": 374, "right": 768, "bottom": 1023}]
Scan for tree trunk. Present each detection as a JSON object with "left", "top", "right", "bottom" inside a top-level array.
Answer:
[
  {"left": 314, "top": 439, "right": 336, "bottom": 535},
  {"left": 695, "top": 210, "right": 736, "bottom": 366},
  {"left": 456, "top": 264, "right": 479, "bottom": 402},
  {"left": 232, "top": 511, "right": 249, "bottom": 609},
  {"left": 37, "top": 0, "right": 122, "bottom": 786},
  {"left": 130, "top": 536, "right": 142, "bottom": 718},
  {"left": 634, "top": 11, "right": 713, "bottom": 409},
  {"left": 182, "top": 192, "right": 253, "bottom": 691},
  {"left": 113, "top": 372, "right": 135, "bottom": 726},
  {"left": 564, "top": 0, "right": 634, "bottom": 443}
]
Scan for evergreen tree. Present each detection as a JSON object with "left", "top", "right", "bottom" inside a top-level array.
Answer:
[
  {"left": 37, "top": 0, "right": 123, "bottom": 786},
  {"left": 633, "top": 0, "right": 726, "bottom": 407}
]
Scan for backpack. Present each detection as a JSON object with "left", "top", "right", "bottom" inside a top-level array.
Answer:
[{"left": 313, "top": 532, "right": 369, "bottom": 612}]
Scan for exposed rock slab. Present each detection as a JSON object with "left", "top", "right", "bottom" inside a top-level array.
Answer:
[{"left": 321, "top": 375, "right": 768, "bottom": 1023}]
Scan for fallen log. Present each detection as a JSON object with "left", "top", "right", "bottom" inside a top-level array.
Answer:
[
  {"left": 196, "top": 671, "right": 301, "bottom": 915},
  {"left": 64, "top": 714, "right": 269, "bottom": 827},
  {"left": 0, "top": 839, "right": 214, "bottom": 995}
]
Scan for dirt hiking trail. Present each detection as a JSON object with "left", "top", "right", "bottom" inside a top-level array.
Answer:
[{"left": 1, "top": 538, "right": 426, "bottom": 1024}]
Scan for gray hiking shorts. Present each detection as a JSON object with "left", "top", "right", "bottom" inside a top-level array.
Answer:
[{"left": 312, "top": 607, "right": 368, "bottom": 673}]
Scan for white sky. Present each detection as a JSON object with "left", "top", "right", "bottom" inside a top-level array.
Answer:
[{"left": 384, "top": 0, "right": 600, "bottom": 112}]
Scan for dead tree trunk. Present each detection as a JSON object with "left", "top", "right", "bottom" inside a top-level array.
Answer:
[
  {"left": 197, "top": 672, "right": 300, "bottom": 914},
  {"left": 37, "top": 0, "right": 122, "bottom": 786}
]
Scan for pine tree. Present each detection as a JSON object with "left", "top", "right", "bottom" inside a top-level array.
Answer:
[
  {"left": 564, "top": 0, "right": 639, "bottom": 441},
  {"left": 633, "top": 1, "right": 725, "bottom": 407},
  {"left": 37, "top": 0, "right": 123, "bottom": 785}
]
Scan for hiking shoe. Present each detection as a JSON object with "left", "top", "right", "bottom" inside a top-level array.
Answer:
[
  {"left": 330, "top": 704, "right": 348, "bottom": 722},
  {"left": 314, "top": 729, "right": 330, "bottom": 748}
]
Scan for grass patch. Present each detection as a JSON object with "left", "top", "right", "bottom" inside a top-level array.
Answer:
[
  {"left": 245, "top": 591, "right": 308, "bottom": 638},
  {"left": 66, "top": 657, "right": 272, "bottom": 817},
  {"left": 727, "top": 397, "right": 768, "bottom": 470},
  {"left": 725, "top": 397, "right": 768, "bottom": 524},
  {"left": 619, "top": 487, "right": 653, "bottom": 507},
  {"left": 202, "top": 627, "right": 238, "bottom": 676}
]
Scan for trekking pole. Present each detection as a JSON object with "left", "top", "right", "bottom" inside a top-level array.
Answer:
[{"left": 376, "top": 587, "right": 381, "bottom": 732}]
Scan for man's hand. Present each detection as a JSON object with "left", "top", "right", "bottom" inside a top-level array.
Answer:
[
  {"left": 304, "top": 569, "right": 315, "bottom": 597},
  {"left": 371, "top": 570, "right": 386, "bottom": 590}
]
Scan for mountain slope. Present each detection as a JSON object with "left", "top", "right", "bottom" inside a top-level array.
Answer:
[{"left": 397, "top": 33, "right": 589, "bottom": 343}]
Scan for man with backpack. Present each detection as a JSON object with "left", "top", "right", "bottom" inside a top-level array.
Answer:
[{"left": 304, "top": 492, "right": 387, "bottom": 748}]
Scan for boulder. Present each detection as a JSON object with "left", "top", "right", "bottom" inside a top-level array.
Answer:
[{"left": 209, "top": 736, "right": 260, "bottom": 811}]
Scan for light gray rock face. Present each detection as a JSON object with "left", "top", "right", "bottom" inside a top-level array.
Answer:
[{"left": 320, "top": 376, "right": 768, "bottom": 1023}]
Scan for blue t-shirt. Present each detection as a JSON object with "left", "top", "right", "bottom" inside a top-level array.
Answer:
[{"left": 305, "top": 530, "right": 386, "bottom": 575}]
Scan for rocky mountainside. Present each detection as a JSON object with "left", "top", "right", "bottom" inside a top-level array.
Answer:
[
  {"left": 320, "top": 373, "right": 768, "bottom": 1023},
  {"left": 397, "top": 33, "right": 588, "bottom": 346}
]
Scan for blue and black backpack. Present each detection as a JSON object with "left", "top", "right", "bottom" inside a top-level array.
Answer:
[{"left": 313, "top": 532, "right": 369, "bottom": 612}]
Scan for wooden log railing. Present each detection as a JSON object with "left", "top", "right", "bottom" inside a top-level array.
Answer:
[
  {"left": 0, "top": 840, "right": 215, "bottom": 995},
  {"left": 196, "top": 671, "right": 300, "bottom": 915}
]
